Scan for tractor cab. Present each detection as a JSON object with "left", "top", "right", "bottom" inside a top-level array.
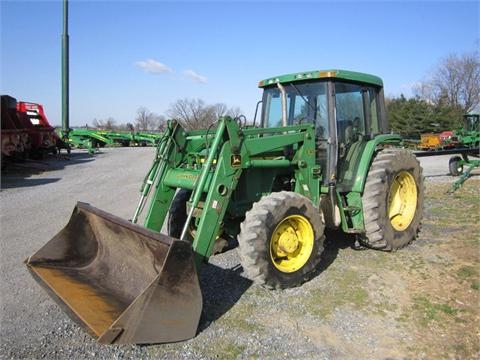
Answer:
[
  {"left": 456, "top": 113, "right": 480, "bottom": 148},
  {"left": 463, "top": 114, "right": 479, "bottom": 132},
  {"left": 258, "top": 70, "right": 389, "bottom": 191}
]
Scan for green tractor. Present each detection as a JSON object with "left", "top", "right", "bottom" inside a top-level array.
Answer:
[
  {"left": 456, "top": 113, "right": 480, "bottom": 149},
  {"left": 447, "top": 113, "right": 480, "bottom": 190},
  {"left": 25, "top": 69, "right": 424, "bottom": 344},
  {"left": 449, "top": 113, "right": 480, "bottom": 175}
]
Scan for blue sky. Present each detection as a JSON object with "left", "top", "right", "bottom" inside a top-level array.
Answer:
[{"left": 1, "top": 0, "right": 479, "bottom": 127}]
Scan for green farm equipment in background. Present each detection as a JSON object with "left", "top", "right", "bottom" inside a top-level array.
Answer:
[
  {"left": 98, "top": 130, "right": 160, "bottom": 147},
  {"left": 97, "top": 130, "right": 132, "bottom": 147},
  {"left": 446, "top": 113, "right": 479, "bottom": 177},
  {"left": 26, "top": 69, "right": 425, "bottom": 344},
  {"left": 446, "top": 113, "right": 479, "bottom": 192},
  {"left": 57, "top": 128, "right": 162, "bottom": 154},
  {"left": 455, "top": 113, "right": 480, "bottom": 149},
  {"left": 413, "top": 113, "right": 479, "bottom": 192},
  {"left": 133, "top": 131, "right": 162, "bottom": 146},
  {"left": 57, "top": 128, "right": 112, "bottom": 154}
]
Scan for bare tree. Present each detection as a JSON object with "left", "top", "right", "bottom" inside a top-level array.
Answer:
[
  {"left": 167, "top": 98, "right": 243, "bottom": 130},
  {"left": 227, "top": 106, "right": 243, "bottom": 119},
  {"left": 166, "top": 98, "right": 213, "bottom": 130},
  {"left": 210, "top": 103, "right": 228, "bottom": 120},
  {"left": 155, "top": 115, "right": 167, "bottom": 131},
  {"left": 135, "top": 107, "right": 154, "bottom": 131},
  {"left": 92, "top": 117, "right": 116, "bottom": 130},
  {"left": 416, "top": 51, "right": 480, "bottom": 113},
  {"left": 135, "top": 107, "right": 165, "bottom": 131}
]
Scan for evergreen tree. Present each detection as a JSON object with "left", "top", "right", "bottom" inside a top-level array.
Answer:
[{"left": 387, "top": 95, "right": 463, "bottom": 136}]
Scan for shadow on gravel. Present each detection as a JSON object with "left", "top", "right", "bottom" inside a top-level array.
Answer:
[
  {"left": 195, "top": 230, "right": 359, "bottom": 335},
  {"left": 315, "top": 229, "right": 358, "bottom": 273},
  {"left": 1, "top": 177, "right": 61, "bottom": 189},
  {"left": 197, "top": 261, "right": 253, "bottom": 333},
  {"left": 1, "top": 151, "right": 96, "bottom": 190}
]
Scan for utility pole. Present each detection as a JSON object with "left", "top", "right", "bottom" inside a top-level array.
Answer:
[{"left": 61, "top": 0, "right": 69, "bottom": 138}]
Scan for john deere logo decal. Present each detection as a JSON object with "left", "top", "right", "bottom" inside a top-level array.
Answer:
[{"left": 231, "top": 154, "right": 242, "bottom": 167}]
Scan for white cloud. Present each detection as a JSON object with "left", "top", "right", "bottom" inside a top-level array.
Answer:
[
  {"left": 183, "top": 69, "right": 208, "bottom": 84},
  {"left": 135, "top": 59, "right": 172, "bottom": 74}
]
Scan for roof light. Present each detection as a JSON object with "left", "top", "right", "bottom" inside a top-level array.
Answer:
[{"left": 318, "top": 71, "right": 337, "bottom": 78}]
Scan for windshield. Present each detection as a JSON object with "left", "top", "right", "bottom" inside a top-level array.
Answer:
[
  {"left": 464, "top": 114, "right": 479, "bottom": 132},
  {"left": 262, "top": 82, "right": 328, "bottom": 137}
]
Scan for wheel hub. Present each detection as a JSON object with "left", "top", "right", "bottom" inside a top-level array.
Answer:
[
  {"left": 270, "top": 215, "right": 314, "bottom": 273},
  {"left": 388, "top": 171, "right": 418, "bottom": 231},
  {"left": 277, "top": 228, "right": 299, "bottom": 255}
]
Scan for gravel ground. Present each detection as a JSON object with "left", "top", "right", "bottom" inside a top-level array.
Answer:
[{"left": 0, "top": 149, "right": 478, "bottom": 359}]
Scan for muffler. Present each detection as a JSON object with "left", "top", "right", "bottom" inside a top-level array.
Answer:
[{"left": 25, "top": 202, "right": 202, "bottom": 344}]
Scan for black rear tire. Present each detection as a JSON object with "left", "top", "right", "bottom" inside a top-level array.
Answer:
[
  {"left": 449, "top": 156, "right": 463, "bottom": 176},
  {"left": 362, "top": 148, "right": 424, "bottom": 250},
  {"left": 238, "top": 191, "right": 325, "bottom": 289}
]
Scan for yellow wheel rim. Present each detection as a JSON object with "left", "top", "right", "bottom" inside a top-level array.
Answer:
[
  {"left": 388, "top": 171, "right": 417, "bottom": 231},
  {"left": 270, "top": 215, "right": 314, "bottom": 273}
]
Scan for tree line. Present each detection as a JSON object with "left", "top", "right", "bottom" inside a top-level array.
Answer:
[
  {"left": 91, "top": 50, "right": 479, "bottom": 136},
  {"left": 387, "top": 50, "right": 479, "bottom": 137},
  {"left": 91, "top": 99, "right": 243, "bottom": 132}
]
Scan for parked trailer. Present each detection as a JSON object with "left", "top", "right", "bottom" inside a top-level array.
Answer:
[
  {"left": 417, "top": 131, "right": 458, "bottom": 151},
  {"left": 1, "top": 95, "right": 30, "bottom": 166},
  {"left": 414, "top": 114, "right": 480, "bottom": 192},
  {"left": 16, "top": 101, "right": 59, "bottom": 158}
]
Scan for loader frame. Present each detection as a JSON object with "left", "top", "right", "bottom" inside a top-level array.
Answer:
[{"left": 137, "top": 119, "right": 401, "bottom": 265}]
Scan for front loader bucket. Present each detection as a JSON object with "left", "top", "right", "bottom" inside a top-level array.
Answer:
[{"left": 25, "top": 202, "right": 202, "bottom": 344}]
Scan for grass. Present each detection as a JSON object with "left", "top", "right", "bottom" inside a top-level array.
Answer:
[
  {"left": 411, "top": 295, "right": 459, "bottom": 327},
  {"left": 457, "top": 265, "right": 478, "bottom": 280},
  {"left": 215, "top": 301, "right": 264, "bottom": 333},
  {"left": 299, "top": 269, "right": 369, "bottom": 318},
  {"left": 457, "top": 265, "right": 480, "bottom": 291}
]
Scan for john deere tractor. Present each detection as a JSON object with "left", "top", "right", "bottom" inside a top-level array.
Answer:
[{"left": 26, "top": 69, "right": 424, "bottom": 344}]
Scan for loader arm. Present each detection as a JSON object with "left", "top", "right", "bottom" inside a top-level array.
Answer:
[
  {"left": 142, "top": 121, "right": 188, "bottom": 230},
  {"left": 143, "top": 117, "right": 319, "bottom": 265}
]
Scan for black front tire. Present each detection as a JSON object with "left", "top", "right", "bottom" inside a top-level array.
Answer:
[{"left": 238, "top": 191, "right": 325, "bottom": 289}]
